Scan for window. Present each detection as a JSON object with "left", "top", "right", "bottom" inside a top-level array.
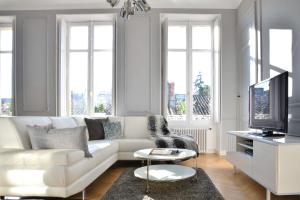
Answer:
[
  {"left": 66, "top": 22, "right": 114, "bottom": 116},
  {"left": 0, "top": 24, "right": 13, "bottom": 116},
  {"left": 165, "top": 22, "right": 214, "bottom": 124}
]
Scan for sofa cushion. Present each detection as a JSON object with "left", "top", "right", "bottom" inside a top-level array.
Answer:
[
  {"left": 27, "top": 126, "right": 92, "bottom": 158},
  {"left": 103, "top": 121, "right": 122, "bottom": 139},
  {"left": 0, "top": 149, "right": 84, "bottom": 166},
  {"left": 49, "top": 117, "right": 77, "bottom": 129},
  {"left": 84, "top": 118, "right": 107, "bottom": 140},
  {"left": 66, "top": 140, "right": 119, "bottom": 185},
  {"left": 115, "top": 139, "right": 155, "bottom": 152},
  {"left": 107, "top": 117, "right": 125, "bottom": 136},
  {"left": 124, "top": 117, "right": 151, "bottom": 139},
  {"left": 11, "top": 117, "right": 53, "bottom": 149},
  {"left": 0, "top": 118, "right": 24, "bottom": 149},
  {"left": 73, "top": 116, "right": 125, "bottom": 137}
]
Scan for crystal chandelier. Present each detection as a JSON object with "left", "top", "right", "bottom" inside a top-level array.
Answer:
[{"left": 107, "top": 0, "right": 151, "bottom": 19}]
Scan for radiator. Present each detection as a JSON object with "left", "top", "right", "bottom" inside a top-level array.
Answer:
[{"left": 170, "top": 128, "right": 210, "bottom": 153}]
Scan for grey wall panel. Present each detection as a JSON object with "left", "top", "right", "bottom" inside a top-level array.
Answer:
[
  {"left": 15, "top": 14, "right": 57, "bottom": 116},
  {"left": 124, "top": 15, "right": 151, "bottom": 115},
  {"left": 22, "top": 18, "right": 48, "bottom": 112}
]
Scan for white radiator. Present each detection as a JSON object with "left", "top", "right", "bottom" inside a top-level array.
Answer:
[{"left": 170, "top": 128, "right": 211, "bottom": 153}]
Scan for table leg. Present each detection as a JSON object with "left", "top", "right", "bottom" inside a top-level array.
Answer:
[
  {"left": 146, "top": 159, "right": 150, "bottom": 194},
  {"left": 194, "top": 156, "right": 198, "bottom": 180},
  {"left": 266, "top": 189, "right": 271, "bottom": 200}
]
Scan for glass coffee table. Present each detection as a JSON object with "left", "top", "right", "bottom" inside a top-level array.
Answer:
[{"left": 134, "top": 148, "right": 197, "bottom": 193}]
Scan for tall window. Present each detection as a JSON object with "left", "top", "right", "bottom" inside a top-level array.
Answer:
[
  {"left": 67, "top": 22, "right": 114, "bottom": 116},
  {"left": 166, "top": 22, "right": 214, "bottom": 123},
  {"left": 0, "top": 24, "right": 13, "bottom": 116}
]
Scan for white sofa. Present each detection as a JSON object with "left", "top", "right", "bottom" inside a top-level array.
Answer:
[{"left": 0, "top": 116, "right": 156, "bottom": 198}]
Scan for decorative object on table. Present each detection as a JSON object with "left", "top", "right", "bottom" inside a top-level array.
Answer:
[
  {"left": 148, "top": 115, "right": 199, "bottom": 154},
  {"left": 103, "top": 120, "right": 123, "bottom": 139},
  {"left": 102, "top": 168, "right": 224, "bottom": 200},
  {"left": 107, "top": 0, "right": 151, "bottom": 19},
  {"left": 27, "top": 126, "right": 92, "bottom": 157},
  {"left": 150, "top": 148, "right": 180, "bottom": 156},
  {"left": 84, "top": 118, "right": 108, "bottom": 140}
]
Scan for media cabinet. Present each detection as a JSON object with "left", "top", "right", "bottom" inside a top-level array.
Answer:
[{"left": 226, "top": 131, "right": 300, "bottom": 200}]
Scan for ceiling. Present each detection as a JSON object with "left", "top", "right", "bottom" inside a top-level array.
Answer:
[{"left": 0, "top": 0, "right": 242, "bottom": 10}]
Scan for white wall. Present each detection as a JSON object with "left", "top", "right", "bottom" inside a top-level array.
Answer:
[
  {"left": 237, "top": 0, "right": 300, "bottom": 137},
  {"left": 261, "top": 0, "right": 300, "bottom": 136},
  {"left": 0, "top": 8, "right": 238, "bottom": 152}
]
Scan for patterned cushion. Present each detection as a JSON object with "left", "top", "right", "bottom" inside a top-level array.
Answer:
[
  {"left": 27, "top": 126, "right": 92, "bottom": 158},
  {"left": 103, "top": 121, "right": 122, "bottom": 140},
  {"left": 148, "top": 115, "right": 170, "bottom": 136}
]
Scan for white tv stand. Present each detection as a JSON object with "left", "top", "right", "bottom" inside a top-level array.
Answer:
[{"left": 226, "top": 131, "right": 300, "bottom": 200}]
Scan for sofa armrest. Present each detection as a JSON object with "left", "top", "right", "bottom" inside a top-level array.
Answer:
[{"left": 0, "top": 149, "right": 84, "bottom": 167}]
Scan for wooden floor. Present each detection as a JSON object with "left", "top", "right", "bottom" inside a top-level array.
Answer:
[{"left": 71, "top": 154, "right": 300, "bottom": 200}]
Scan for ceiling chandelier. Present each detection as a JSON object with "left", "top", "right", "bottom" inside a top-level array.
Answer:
[{"left": 107, "top": 0, "right": 151, "bottom": 19}]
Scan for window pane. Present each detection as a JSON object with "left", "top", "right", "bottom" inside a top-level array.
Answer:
[
  {"left": 192, "top": 26, "right": 212, "bottom": 50},
  {"left": 0, "top": 53, "right": 13, "bottom": 115},
  {"left": 0, "top": 27, "right": 12, "bottom": 51},
  {"left": 269, "top": 29, "right": 293, "bottom": 72},
  {"left": 69, "top": 52, "right": 88, "bottom": 115},
  {"left": 93, "top": 52, "right": 113, "bottom": 115},
  {"left": 192, "top": 52, "right": 212, "bottom": 120},
  {"left": 69, "top": 26, "right": 88, "bottom": 50},
  {"left": 167, "top": 51, "right": 186, "bottom": 121},
  {"left": 168, "top": 25, "right": 186, "bottom": 49},
  {"left": 94, "top": 25, "right": 113, "bottom": 50}
]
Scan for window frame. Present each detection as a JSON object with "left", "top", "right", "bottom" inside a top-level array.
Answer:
[
  {"left": 0, "top": 22, "right": 15, "bottom": 116},
  {"left": 164, "top": 21, "right": 215, "bottom": 127},
  {"left": 66, "top": 21, "right": 116, "bottom": 116}
]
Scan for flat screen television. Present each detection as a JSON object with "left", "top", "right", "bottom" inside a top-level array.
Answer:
[{"left": 249, "top": 72, "right": 289, "bottom": 137}]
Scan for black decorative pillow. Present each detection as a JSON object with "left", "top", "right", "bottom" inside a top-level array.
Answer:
[{"left": 84, "top": 118, "right": 108, "bottom": 140}]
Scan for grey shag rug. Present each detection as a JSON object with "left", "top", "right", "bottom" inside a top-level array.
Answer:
[{"left": 102, "top": 167, "right": 224, "bottom": 200}]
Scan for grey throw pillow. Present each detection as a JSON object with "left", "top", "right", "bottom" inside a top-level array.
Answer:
[
  {"left": 27, "top": 126, "right": 92, "bottom": 158},
  {"left": 103, "top": 121, "right": 122, "bottom": 140}
]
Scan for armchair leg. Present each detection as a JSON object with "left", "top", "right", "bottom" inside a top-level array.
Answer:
[{"left": 82, "top": 189, "right": 86, "bottom": 200}]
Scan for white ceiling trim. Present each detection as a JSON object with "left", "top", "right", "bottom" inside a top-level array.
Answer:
[{"left": 0, "top": 0, "right": 242, "bottom": 11}]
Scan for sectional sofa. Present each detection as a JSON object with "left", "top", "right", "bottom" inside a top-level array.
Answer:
[{"left": 0, "top": 116, "right": 156, "bottom": 199}]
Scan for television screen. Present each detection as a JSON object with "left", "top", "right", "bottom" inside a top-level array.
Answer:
[{"left": 249, "top": 72, "right": 288, "bottom": 133}]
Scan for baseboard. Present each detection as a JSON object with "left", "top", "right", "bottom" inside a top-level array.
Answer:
[
  {"left": 205, "top": 149, "right": 216, "bottom": 154},
  {"left": 218, "top": 150, "right": 227, "bottom": 156}
]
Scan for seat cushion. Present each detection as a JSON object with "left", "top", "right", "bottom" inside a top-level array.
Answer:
[
  {"left": 0, "top": 149, "right": 84, "bottom": 167},
  {"left": 115, "top": 139, "right": 155, "bottom": 152},
  {"left": 66, "top": 140, "right": 119, "bottom": 185}
]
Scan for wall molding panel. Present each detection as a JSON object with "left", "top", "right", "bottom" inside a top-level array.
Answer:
[
  {"left": 15, "top": 13, "right": 57, "bottom": 116},
  {"left": 21, "top": 17, "right": 49, "bottom": 112}
]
